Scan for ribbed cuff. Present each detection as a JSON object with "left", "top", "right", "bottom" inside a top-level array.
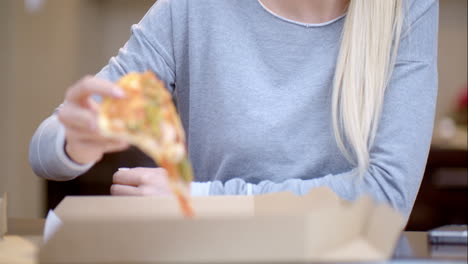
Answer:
[
  {"left": 190, "top": 181, "right": 212, "bottom": 196},
  {"left": 246, "top": 183, "right": 253, "bottom": 195}
]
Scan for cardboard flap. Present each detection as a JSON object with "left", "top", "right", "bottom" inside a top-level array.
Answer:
[
  {"left": 344, "top": 195, "right": 375, "bottom": 234},
  {"left": 0, "top": 235, "right": 38, "bottom": 263},
  {"left": 55, "top": 195, "right": 254, "bottom": 220},
  {"left": 363, "top": 203, "right": 405, "bottom": 258},
  {"left": 0, "top": 193, "right": 7, "bottom": 238},
  {"left": 254, "top": 187, "right": 341, "bottom": 215},
  {"left": 40, "top": 216, "right": 311, "bottom": 263},
  {"left": 307, "top": 196, "right": 373, "bottom": 260},
  {"left": 309, "top": 196, "right": 378, "bottom": 261},
  {"left": 317, "top": 238, "right": 383, "bottom": 262},
  {"left": 301, "top": 187, "right": 344, "bottom": 209}
]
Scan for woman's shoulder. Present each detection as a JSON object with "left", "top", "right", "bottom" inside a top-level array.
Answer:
[{"left": 405, "top": 0, "right": 438, "bottom": 24}]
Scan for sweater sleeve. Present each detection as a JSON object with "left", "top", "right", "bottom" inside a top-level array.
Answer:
[
  {"left": 29, "top": 0, "right": 176, "bottom": 180},
  {"left": 199, "top": 0, "right": 439, "bottom": 218},
  {"left": 95, "top": 0, "right": 176, "bottom": 90}
]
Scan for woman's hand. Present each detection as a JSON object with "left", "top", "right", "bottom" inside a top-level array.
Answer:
[
  {"left": 57, "top": 76, "right": 130, "bottom": 164},
  {"left": 110, "top": 167, "right": 172, "bottom": 196}
]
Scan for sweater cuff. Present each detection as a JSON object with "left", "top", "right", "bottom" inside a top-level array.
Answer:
[{"left": 190, "top": 181, "right": 211, "bottom": 196}]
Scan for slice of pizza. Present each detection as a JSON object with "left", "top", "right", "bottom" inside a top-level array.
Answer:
[{"left": 98, "top": 71, "right": 194, "bottom": 217}]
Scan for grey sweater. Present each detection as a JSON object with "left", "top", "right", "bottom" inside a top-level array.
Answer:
[{"left": 29, "top": 0, "right": 439, "bottom": 217}]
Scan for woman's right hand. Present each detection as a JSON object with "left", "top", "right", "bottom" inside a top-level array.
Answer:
[{"left": 57, "top": 76, "right": 130, "bottom": 164}]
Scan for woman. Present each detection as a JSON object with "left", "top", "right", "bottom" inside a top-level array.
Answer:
[{"left": 29, "top": 0, "right": 439, "bottom": 220}]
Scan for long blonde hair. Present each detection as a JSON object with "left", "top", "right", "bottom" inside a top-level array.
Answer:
[{"left": 332, "top": 0, "right": 404, "bottom": 177}]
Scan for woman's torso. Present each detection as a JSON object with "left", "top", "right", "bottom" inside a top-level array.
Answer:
[{"left": 170, "top": 0, "right": 352, "bottom": 183}]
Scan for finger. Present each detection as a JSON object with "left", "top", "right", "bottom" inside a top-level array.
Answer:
[
  {"left": 72, "top": 136, "right": 129, "bottom": 152},
  {"left": 65, "top": 131, "right": 129, "bottom": 155},
  {"left": 131, "top": 167, "right": 169, "bottom": 185},
  {"left": 110, "top": 184, "right": 142, "bottom": 196},
  {"left": 65, "top": 128, "right": 101, "bottom": 142},
  {"left": 58, "top": 104, "right": 98, "bottom": 132},
  {"left": 66, "top": 76, "right": 125, "bottom": 103},
  {"left": 74, "top": 133, "right": 129, "bottom": 146},
  {"left": 103, "top": 140, "right": 130, "bottom": 153},
  {"left": 113, "top": 167, "right": 167, "bottom": 186},
  {"left": 64, "top": 118, "right": 128, "bottom": 142},
  {"left": 112, "top": 169, "right": 142, "bottom": 186},
  {"left": 130, "top": 167, "right": 168, "bottom": 176},
  {"left": 139, "top": 185, "right": 171, "bottom": 196},
  {"left": 87, "top": 98, "right": 100, "bottom": 113}
]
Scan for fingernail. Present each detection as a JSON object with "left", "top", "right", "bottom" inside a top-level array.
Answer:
[
  {"left": 113, "top": 88, "right": 125, "bottom": 98},
  {"left": 90, "top": 121, "right": 98, "bottom": 131},
  {"left": 118, "top": 167, "right": 130, "bottom": 171}
]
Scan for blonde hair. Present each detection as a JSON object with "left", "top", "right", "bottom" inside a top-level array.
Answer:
[{"left": 332, "top": 0, "right": 404, "bottom": 177}]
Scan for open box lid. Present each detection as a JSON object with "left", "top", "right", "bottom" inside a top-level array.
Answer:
[
  {"left": 53, "top": 187, "right": 342, "bottom": 220},
  {"left": 39, "top": 187, "right": 405, "bottom": 263}
]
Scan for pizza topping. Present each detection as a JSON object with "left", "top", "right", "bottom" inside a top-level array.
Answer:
[
  {"left": 178, "top": 158, "right": 193, "bottom": 183},
  {"left": 165, "top": 143, "right": 186, "bottom": 163},
  {"left": 98, "top": 71, "right": 194, "bottom": 217}
]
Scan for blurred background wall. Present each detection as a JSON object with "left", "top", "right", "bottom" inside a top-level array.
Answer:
[
  {"left": 0, "top": 0, "right": 466, "bottom": 219},
  {"left": 0, "top": 0, "right": 82, "bottom": 218},
  {"left": 0, "top": 0, "right": 155, "bottom": 218},
  {"left": 437, "top": 0, "right": 467, "bottom": 122}
]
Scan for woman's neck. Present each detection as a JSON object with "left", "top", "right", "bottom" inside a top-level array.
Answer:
[{"left": 259, "top": 0, "right": 349, "bottom": 24}]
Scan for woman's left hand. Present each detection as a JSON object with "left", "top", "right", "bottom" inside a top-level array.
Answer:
[{"left": 110, "top": 167, "right": 172, "bottom": 196}]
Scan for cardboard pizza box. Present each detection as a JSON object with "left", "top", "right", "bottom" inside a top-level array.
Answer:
[{"left": 38, "top": 187, "right": 404, "bottom": 263}]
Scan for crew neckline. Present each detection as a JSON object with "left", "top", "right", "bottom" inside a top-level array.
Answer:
[{"left": 257, "top": 0, "right": 346, "bottom": 28}]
